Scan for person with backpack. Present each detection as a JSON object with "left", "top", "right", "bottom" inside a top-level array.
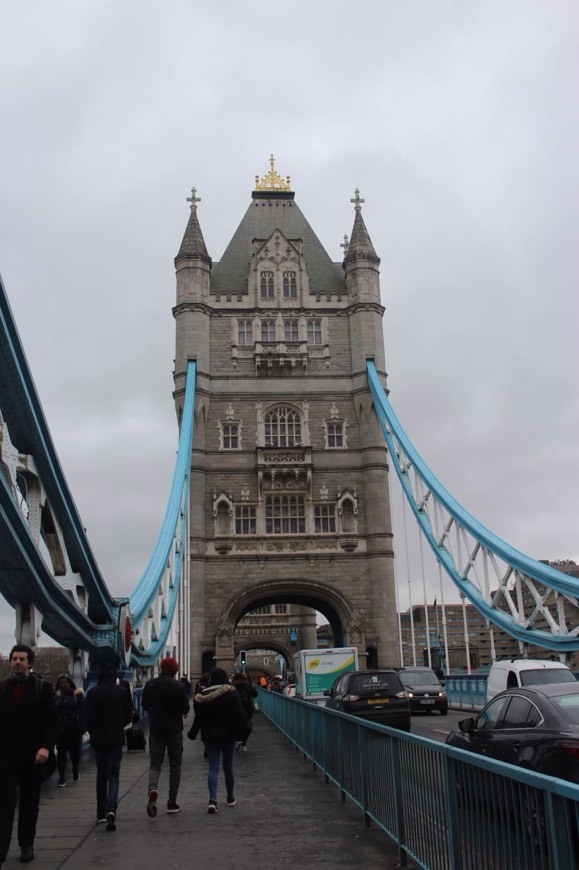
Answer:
[
  {"left": 54, "top": 675, "right": 86, "bottom": 787},
  {"left": 231, "top": 672, "right": 257, "bottom": 752}
]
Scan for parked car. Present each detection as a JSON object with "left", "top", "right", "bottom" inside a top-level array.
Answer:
[
  {"left": 324, "top": 669, "right": 411, "bottom": 732},
  {"left": 396, "top": 667, "right": 448, "bottom": 715},
  {"left": 486, "top": 658, "right": 576, "bottom": 701},
  {"left": 445, "top": 683, "right": 579, "bottom": 783}
]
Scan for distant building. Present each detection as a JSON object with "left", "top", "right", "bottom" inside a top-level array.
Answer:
[{"left": 399, "top": 559, "right": 579, "bottom": 672}]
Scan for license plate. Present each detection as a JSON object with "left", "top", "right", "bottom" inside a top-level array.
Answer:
[
  {"left": 367, "top": 698, "right": 389, "bottom": 705},
  {"left": 420, "top": 699, "right": 435, "bottom": 705}
]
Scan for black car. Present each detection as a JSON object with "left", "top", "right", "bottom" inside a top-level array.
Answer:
[
  {"left": 445, "top": 683, "right": 579, "bottom": 783},
  {"left": 397, "top": 667, "right": 448, "bottom": 715},
  {"left": 324, "top": 669, "right": 411, "bottom": 732}
]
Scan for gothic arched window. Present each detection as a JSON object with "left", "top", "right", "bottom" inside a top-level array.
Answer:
[
  {"left": 283, "top": 271, "right": 297, "bottom": 298},
  {"left": 261, "top": 320, "right": 276, "bottom": 342},
  {"left": 260, "top": 271, "right": 274, "bottom": 298},
  {"left": 264, "top": 407, "right": 301, "bottom": 447},
  {"left": 283, "top": 320, "right": 299, "bottom": 342}
]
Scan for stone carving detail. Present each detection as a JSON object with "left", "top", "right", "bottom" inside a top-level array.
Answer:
[
  {"left": 346, "top": 610, "right": 364, "bottom": 644},
  {"left": 240, "top": 483, "right": 250, "bottom": 502},
  {"left": 216, "top": 617, "right": 233, "bottom": 645},
  {"left": 319, "top": 481, "right": 328, "bottom": 500},
  {"left": 265, "top": 541, "right": 307, "bottom": 553}
]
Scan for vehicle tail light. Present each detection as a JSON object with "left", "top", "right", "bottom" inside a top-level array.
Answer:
[
  {"left": 558, "top": 741, "right": 579, "bottom": 760},
  {"left": 343, "top": 694, "right": 360, "bottom": 702}
]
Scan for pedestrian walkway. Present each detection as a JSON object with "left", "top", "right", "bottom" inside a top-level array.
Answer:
[{"left": 5, "top": 713, "right": 404, "bottom": 869}]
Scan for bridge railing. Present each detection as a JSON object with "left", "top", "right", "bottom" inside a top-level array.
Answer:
[{"left": 257, "top": 690, "right": 579, "bottom": 870}]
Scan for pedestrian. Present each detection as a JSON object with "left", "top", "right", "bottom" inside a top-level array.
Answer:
[
  {"left": 179, "top": 673, "right": 192, "bottom": 699},
  {"left": 0, "top": 643, "right": 57, "bottom": 865},
  {"left": 194, "top": 672, "right": 210, "bottom": 695},
  {"left": 54, "top": 675, "right": 86, "bottom": 787},
  {"left": 85, "top": 663, "right": 132, "bottom": 831},
  {"left": 142, "top": 657, "right": 190, "bottom": 817},
  {"left": 188, "top": 668, "right": 250, "bottom": 813},
  {"left": 231, "top": 672, "right": 257, "bottom": 752}
]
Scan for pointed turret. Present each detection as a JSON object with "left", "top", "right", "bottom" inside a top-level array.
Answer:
[
  {"left": 343, "top": 188, "right": 385, "bottom": 374},
  {"left": 343, "top": 189, "right": 380, "bottom": 266},
  {"left": 175, "top": 188, "right": 212, "bottom": 266},
  {"left": 174, "top": 187, "right": 212, "bottom": 382}
]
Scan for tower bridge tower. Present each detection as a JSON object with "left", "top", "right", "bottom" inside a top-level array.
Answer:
[{"left": 173, "top": 158, "right": 399, "bottom": 676}]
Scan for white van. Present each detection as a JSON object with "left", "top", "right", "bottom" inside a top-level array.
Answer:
[{"left": 486, "top": 658, "right": 576, "bottom": 701}]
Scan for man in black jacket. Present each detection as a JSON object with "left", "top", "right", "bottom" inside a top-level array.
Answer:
[
  {"left": 142, "top": 657, "right": 190, "bottom": 816},
  {"left": 85, "top": 664, "right": 132, "bottom": 831},
  {"left": 0, "top": 644, "right": 57, "bottom": 865}
]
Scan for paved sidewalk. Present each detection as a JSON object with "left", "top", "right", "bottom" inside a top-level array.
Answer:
[{"left": 5, "top": 713, "right": 405, "bottom": 870}]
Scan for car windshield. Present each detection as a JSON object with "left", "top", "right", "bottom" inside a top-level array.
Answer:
[
  {"left": 520, "top": 669, "right": 576, "bottom": 687},
  {"left": 550, "top": 693, "right": 579, "bottom": 725},
  {"left": 402, "top": 670, "right": 439, "bottom": 687},
  {"left": 350, "top": 673, "right": 402, "bottom": 695}
]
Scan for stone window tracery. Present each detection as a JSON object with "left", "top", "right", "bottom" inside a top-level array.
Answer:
[
  {"left": 283, "top": 320, "right": 299, "bottom": 342},
  {"left": 265, "top": 495, "right": 305, "bottom": 534},
  {"left": 283, "top": 271, "right": 297, "bottom": 298},
  {"left": 238, "top": 320, "right": 253, "bottom": 345},
  {"left": 261, "top": 320, "right": 276, "bottom": 342},
  {"left": 260, "top": 271, "right": 274, "bottom": 298},
  {"left": 307, "top": 319, "right": 322, "bottom": 344},
  {"left": 264, "top": 407, "right": 302, "bottom": 447},
  {"left": 235, "top": 505, "right": 256, "bottom": 534},
  {"left": 314, "top": 504, "right": 336, "bottom": 533}
]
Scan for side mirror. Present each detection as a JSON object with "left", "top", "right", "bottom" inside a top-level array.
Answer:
[
  {"left": 459, "top": 717, "right": 475, "bottom": 734},
  {"left": 323, "top": 689, "right": 330, "bottom": 696}
]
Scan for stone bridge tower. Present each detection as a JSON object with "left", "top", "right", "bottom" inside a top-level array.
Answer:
[{"left": 172, "top": 159, "right": 399, "bottom": 677}]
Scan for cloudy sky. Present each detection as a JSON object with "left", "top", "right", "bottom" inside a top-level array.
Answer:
[{"left": 0, "top": 1, "right": 577, "bottom": 652}]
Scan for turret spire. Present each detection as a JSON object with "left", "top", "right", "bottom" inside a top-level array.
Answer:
[
  {"left": 175, "top": 187, "right": 211, "bottom": 265},
  {"left": 344, "top": 188, "right": 379, "bottom": 265}
]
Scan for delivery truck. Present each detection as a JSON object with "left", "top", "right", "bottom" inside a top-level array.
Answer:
[{"left": 293, "top": 647, "right": 359, "bottom": 704}]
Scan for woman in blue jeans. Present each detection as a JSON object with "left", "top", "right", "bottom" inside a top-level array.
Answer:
[{"left": 188, "top": 668, "right": 249, "bottom": 813}]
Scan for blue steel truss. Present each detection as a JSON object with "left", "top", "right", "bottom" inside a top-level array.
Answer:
[
  {"left": 0, "top": 272, "right": 195, "bottom": 666},
  {"left": 367, "top": 359, "right": 579, "bottom": 654}
]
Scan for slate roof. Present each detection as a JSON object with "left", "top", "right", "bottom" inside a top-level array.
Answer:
[{"left": 210, "top": 192, "right": 345, "bottom": 296}]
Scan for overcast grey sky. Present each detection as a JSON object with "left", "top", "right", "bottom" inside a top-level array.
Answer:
[{"left": 0, "top": 1, "right": 577, "bottom": 652}]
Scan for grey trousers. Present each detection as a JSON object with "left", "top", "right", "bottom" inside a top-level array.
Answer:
[{"left": 148, "top": 731, "right": 183, "bottom": 803}]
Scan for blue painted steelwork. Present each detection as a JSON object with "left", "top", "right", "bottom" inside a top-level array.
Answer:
[
  {"left": 128, "top": 359, "right": 196, "bottom": 666},
  {"left": 367, "top": 360, "right": 579, "bottom": 654},
  {"left": 0, "top": 272, "right": 196, "bottom": 667},
  {"left": 0, "top": 273, "right": 120, "bottom": 653},
  {"left": 259, "top": 689, "right": 579, "bottom": 869}
]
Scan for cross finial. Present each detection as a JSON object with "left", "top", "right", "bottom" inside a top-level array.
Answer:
[
  {"left": 340, "top": 234, "right": 349, "bottom": 256},
  {"left": 269, "top": 154, "right": 275, "bottom": 172},
  {"left": 350, "top": 188, "right": 365, "bottom": 212},
  {"left": 187, "top": 187, "right": 201, "bottom": 211}
]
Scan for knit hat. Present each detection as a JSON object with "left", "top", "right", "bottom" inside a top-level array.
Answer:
[{"left": 160, "top": 657, "right": 179, "bottom": 675}]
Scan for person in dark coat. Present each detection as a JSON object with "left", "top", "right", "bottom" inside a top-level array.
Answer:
[
  {"left": 142, "top": 657, "right": 190, "bottom": 817},
  {"left": 85, "top": 664, "right": 132, "bottom": 831},
  {"left": 54, "top": 675, "right": 86, "bottom": 787},
  {"left": 188, "top": 668, "right": 249, "bottom": 813},
  {"left": 231, "top": 672, "right": 257, "bottom": 752},
  {"left": 0, "top": 643, "right": 57, "bottom": 865}
]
